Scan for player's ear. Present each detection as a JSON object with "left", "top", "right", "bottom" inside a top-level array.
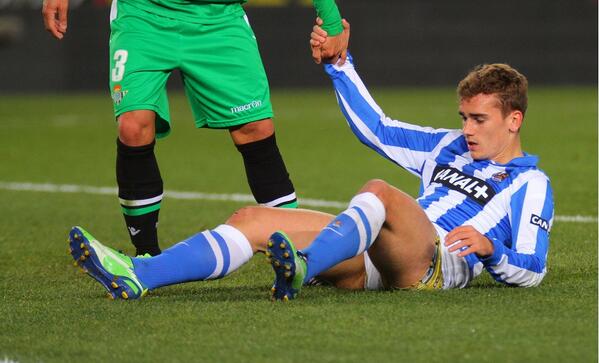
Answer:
[{"left": 508, "top": 110, "right": 523, "bottom": 133}]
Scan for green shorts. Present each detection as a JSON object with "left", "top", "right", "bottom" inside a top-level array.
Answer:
[{"left": 109, "top": 1, "right": 273, "bottom": 138}]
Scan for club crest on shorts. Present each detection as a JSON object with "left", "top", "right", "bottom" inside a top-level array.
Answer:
[
  {"left": 492, "top": 171, "right": 509, "bottom": 182},
  {"left": 112, "top": 84, "right": 128, "bottom": 105}
]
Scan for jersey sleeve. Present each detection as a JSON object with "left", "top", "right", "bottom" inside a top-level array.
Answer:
[
  {"left": 324, "top": 55, "right": 451, "bottom": 177},
  {"left": 311, "top": 0, "right": 343, "bottom": 36},
  {"left": 480, "top": 176, "right": 554, "bottom": 287}
]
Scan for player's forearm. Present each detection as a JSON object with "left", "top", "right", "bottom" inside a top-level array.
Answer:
[
  {"left": 312, "top": 0, "right": 343, "bottom": 36},
  {"left": 481, "top": 239, "right": 547, "bottom": 287},
  {"left": 485, "top": 178, "right": 553, "bottom": 287}
]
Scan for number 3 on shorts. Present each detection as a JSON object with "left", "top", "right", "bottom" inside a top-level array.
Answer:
[{"left": 111, "top": 50, "right": 128, "bottom": 82}]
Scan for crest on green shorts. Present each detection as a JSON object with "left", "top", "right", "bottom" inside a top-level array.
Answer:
[{"left": 112, "top": 85, "right": 128, "bottom": 105}]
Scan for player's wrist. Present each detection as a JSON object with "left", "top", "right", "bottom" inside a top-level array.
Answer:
[{"left": 479, "top": 238, "right": 501, "bottom": 264}]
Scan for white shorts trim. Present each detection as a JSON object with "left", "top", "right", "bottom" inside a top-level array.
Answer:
[
  {"left": 436, "top": 224, "right": 473, "bottom": 289},
  {"left": 363, "top": 252, "right": 383, "bottom": 290}
]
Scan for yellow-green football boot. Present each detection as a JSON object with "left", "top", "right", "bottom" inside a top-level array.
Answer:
[{"left": 69, "top": 226, "right": 148, "bottom": 300}]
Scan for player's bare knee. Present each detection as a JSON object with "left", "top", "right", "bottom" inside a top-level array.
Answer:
[
  {"left": 359, "top": 179, "right": 390, "bottom": 199},
  {"left": 118, "top": 111, "right": 155, "bottom": 146},
  {"left": 231, "top": 118, "right": 274, "bottom": 143},
  {"left": 226, "top": 206, "right": 260, "bottom": 226}
]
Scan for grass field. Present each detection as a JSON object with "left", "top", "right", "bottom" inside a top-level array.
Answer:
[{"left": 0, "top": 87, "right": 597, "bottom": 362}]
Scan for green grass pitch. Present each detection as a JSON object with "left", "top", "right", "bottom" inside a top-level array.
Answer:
[{"left": 0, "top": 87, "right": 596, "bottom": 362}]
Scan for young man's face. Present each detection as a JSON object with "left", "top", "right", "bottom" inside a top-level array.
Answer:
[{"left": 458, "top": 93, "right": 522, "bottom": 163}]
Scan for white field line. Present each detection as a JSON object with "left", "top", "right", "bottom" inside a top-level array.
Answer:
[{"left": 0, "top": 181, "right": 597, "bottom": 223}]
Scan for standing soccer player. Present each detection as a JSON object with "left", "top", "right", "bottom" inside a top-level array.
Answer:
[{"left": 41, "top": 0, "right": 349, "bottom": 256}]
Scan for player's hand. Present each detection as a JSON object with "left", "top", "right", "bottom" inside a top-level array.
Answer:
[
  {"left": 311, "top": 17, "right": 350, "bottom": 65},
  {"left": 310, "top": 17, "right": 328, "bottom": 64},
  {"left": 42, "top": 0, "right": 69, "bottom": 40},
  {"left": 444, "top": 225, "right": 494, "bottom": 258}
]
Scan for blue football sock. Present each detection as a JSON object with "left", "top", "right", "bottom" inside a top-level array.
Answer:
[
  {"left": 301, "top": 192, "right": 386, "bottom": 282},
  {"left": 132, "top": 225, "right": 253, "bottom": 290}
]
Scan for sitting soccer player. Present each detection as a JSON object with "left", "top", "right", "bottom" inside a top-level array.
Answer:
[{"left": 68, "top": 23, "right": 553, "bottom": 301}]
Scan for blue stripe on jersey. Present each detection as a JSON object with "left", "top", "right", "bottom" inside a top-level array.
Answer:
[
  {"left": 464, "top": 253, "right": 480, "bottom": 271},
  {"left": 509, "top": 183, "right": 528, "bottom": 246},
  {"left": 505, "top": 248, "right": 545, "bottom": 273},
  {"left": 534, "top": 183, "right": 554, "bottom": 256},
  {"left": 434, "top": 137, "right": 467, "bottom": 165},
  {"left": 331, "top": 75, "right": 448, "bottom": 152},
  {"left": 418, "top": 185, "right": 450, "bottom": 210},
  {"left": 352, "top": 206, "right": 371, "bottom": 251},
  {"left": 210, "top": 231, "right": 231, "bottom": 279},
  {"left": 485, "top": 215, "right": 512, "bottom": 249},
  {"left": 435, "top": 199, "right": 481, "bottom": 232}
]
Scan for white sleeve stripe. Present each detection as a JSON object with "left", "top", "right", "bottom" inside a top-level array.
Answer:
[
  {"left": 338, "top": 65, "right": 385, "bottom": 116},
  {"left": 489, "top": 255, "right": 546, "bottom": 287}
]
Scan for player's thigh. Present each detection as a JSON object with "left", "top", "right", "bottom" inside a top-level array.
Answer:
[
  {"left": 226, "top": 206, "right": 334, "bottom": 251},
  {"left": 317, "top": 255, "right": 366, "bottom": 290},
  {"left": 179, "top": 14, "right": 273, "bottom": 129},
  {"left": 109, "top": 1, "right": 178, "bottom": 138},
  {"left": 364, "top": 182, "right": 438, "bottom": 288}
]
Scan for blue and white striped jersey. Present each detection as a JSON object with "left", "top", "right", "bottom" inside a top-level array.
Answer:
[{"left": 325, "top": 56, "right": 554, "bottom": 287}]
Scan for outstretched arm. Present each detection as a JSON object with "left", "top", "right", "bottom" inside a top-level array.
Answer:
[
  {"left": 321, "top": 50, "right": 452, "bottom": 177},
  {"left": 42, "top": 0, "right": 69, "bottom": 39}
]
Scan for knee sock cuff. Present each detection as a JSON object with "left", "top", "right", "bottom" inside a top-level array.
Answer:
[
  {"left": 348, "top": 192, "right": 386, "bottom": 240},
  {"left": 349, "top": 192, "right": 386, "bottom": 217},
  {"left": 214, "top": 224, "right": 254, "bottom": 261},
  {"left": 235, "top": 133, "right": 276, "bottom": 153},
  {"left": 117, "top": 138, "right": 156, "bottom": 154}
]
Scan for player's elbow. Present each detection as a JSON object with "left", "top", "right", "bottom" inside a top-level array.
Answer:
[
  {"left": 503, "top": 259, "right": 547, "bottom": 287},
  {"left": 512, "top": 270, "right": 546, "bottom": 288}
]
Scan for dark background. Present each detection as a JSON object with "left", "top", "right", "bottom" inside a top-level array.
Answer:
[{"left": 0, "top": 0, "right": 596, "bottom": 92}]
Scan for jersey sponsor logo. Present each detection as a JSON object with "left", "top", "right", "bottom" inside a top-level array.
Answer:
[
  {"left": 230, "top": 100, "right": 262, "bottom": 114},
  {"left": 431, "top": 165, "right": 496, "bottom": 206},
  {"left": 530, "top": 214, "right": 549, "bottom": 231}
]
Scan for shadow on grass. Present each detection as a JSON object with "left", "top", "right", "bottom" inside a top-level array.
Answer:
[
  {"left": 129, "top": 280, "right": 511, "bottom": 304},
  {"left": 145, "top": 284, "right": 274, "bottom": 303}
]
